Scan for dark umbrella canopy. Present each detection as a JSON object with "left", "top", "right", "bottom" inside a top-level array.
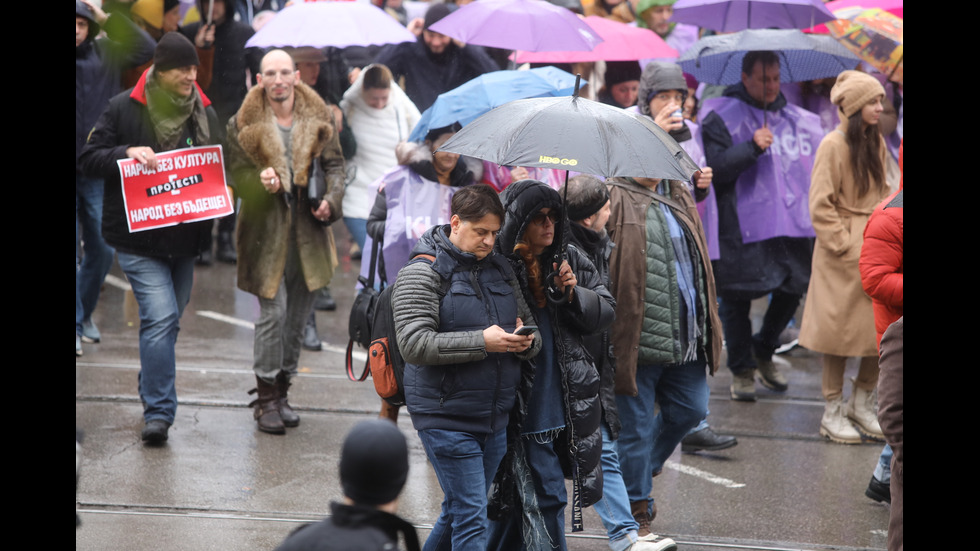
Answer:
[
  {"left": 678, "top": 28, "right": 860, "bottom": 85},
  {"left": 437, "top": 95, "right": 700, "bottom": 182}
]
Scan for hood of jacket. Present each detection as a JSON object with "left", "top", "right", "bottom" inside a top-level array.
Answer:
[
  {"left": 395, "top": 140, "right": 476, "bottom": 188},
  {"left": 496, "top": 179, "right": 567, "bottom": 262},
  {"left": 341, "top": 63, "right": 418, "bottom": 121},
  {"left": 231, "top": 81, "right": 335, "bottom": 193}
]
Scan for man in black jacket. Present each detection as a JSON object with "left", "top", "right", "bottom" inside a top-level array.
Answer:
[
  {"left": 373, "top": 2, "right": 498, "bottom": 112},
  {"left": 76, "top": 0, "right": 155, "bottom": 356},
  {"left": 563, "top": 176, "right": 678, "bottom": 551},
  {"left": 274, "top": 420, "right": 421, "bottom": 551},
  {"left": 79, "top": 33, "right": 220, "bottom": 445}
]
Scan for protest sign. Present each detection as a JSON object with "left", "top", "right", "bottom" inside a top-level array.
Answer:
[{"left": 117, "top": 145, "right": 232, "bottom": 233}]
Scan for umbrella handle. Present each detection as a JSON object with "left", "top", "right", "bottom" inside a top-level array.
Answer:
[{"left": 545, "top": 270, "right": 571, "bottom": 305}]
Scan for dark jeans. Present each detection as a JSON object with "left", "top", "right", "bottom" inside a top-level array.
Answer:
[
  {"left": 418, "top": 428, "right": 506, "bottom": 551},
  {"left": 718, "top": 291, "right": 801, "bottom": 375},
  {"left": 76, "top": 175, "right": 114, "bottom": 334}
]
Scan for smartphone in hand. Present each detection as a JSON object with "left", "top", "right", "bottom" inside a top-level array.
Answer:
[{"left": 514, "top": 325, "right": 538, "bottom": 336}]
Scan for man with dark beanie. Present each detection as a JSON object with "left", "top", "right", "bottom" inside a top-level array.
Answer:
[
  {"left": 374, "top": 2, "right": 498, "bottom": 111},
  {"left": 79, "top": 32, "right": 220, "bottom": 445},
  {"left": 274, "top": 420, "right": 421, "bottom": 551}
]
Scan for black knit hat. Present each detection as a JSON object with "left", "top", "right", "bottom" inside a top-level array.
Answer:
[
  {"left": 339, "top": 420, "right": 409, "bottom": 506},
  {"left": 604, "top": 61, "right": 642, "bottom": 88},
  {"left": 423, "top": 3, "right": 452, "bottom": 30},
  {"left": 154, "top": 32, "right": 200, "bottom": 72}
]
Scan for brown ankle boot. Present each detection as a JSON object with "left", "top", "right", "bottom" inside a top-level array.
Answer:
[
  {"left": 248, "top": 376, "right": 285, "bottom": 434},
  {"left": 276, "top": 371, "right": 300, "bottom": 428},
  {"left": 631, "top": 500, "right": 652, "bottom": 537}
]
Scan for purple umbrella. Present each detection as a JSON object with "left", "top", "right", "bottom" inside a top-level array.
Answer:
[
  {"left": 427, "top": 0, "right": 604, "bottom": 52},
  {"left": 672, "top": 0, "right": 837, "bottom": 32},
  {"left": 244, "top": 2, "right": 416, "bottom": 49}
]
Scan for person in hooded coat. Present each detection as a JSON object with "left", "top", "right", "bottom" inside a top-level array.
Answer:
[
  {"left": 487, "top": 180, "right": 615, "bottom": 551},
  {"left": 372, "top": 2, "right": 498, "bottom": 112}
]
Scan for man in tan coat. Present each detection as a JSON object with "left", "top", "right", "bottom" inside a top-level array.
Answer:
[{"left": 226, "top": 50, "right": 345, "bottom": 434}]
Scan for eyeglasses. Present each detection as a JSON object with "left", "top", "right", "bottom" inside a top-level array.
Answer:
[
  {"left": 262, "top": 69, "right": 296, "bottom": 81},
  {"left": 530, "top": 211, "right": 559, "bottom": 226}
]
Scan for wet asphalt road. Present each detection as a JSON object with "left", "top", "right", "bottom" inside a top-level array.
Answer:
[{"left": 76, "top": 224, "right": 891, "bottom": 551}]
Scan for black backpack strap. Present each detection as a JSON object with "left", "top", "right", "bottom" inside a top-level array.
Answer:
[{"left": 346, "top": 340, "right": 370, "bottom": 381}]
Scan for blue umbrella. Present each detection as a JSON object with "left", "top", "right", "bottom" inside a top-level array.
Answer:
[
  {"left": 408, "top": 67, "right": 583, "bottom": 143},
  {"left": 678, "top": 28, "right": 860, "bottom": 85}
]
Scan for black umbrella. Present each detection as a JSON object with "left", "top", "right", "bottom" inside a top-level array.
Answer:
[{"left": 438, "top": 79, "right": 700, "bottom": 303}]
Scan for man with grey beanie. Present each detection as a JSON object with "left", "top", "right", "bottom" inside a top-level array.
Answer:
[{"left": 274, "top": 420, "right": 420, "bottom": 551}]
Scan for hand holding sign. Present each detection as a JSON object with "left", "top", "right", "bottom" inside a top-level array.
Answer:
[
  {"left": 127, "top": 146, "right": 158, "bottom": 171},
  {"left": 118, "top": 145, "right": 232, "bottom": 233}
]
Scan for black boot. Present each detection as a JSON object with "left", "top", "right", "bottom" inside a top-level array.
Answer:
[
  {"left": 313, "top": 287, "right": 337, "bottom": 311},
  {"left": 277, "top": 371, "right": 300, "bottom": 427},
  {"left": 302, "top": 311, "right": 322, "bottom": 351},
  {"left": 216, "top": 230, "right": 237, "bottom": 264},
  {"left": 248, "top": 376, "right": 285, "bottom": 434}
]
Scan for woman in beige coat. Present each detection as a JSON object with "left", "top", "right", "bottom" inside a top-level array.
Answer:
[{"left": 799, "top": 71, "right": 890, "bottom": 444}]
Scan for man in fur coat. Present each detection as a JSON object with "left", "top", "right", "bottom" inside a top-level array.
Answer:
[{"left": 226, "top": 50, "right": 346, "bottom": 435}]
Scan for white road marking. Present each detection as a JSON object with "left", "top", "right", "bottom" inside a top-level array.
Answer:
[
  {"left": 197, "top": 310, "right": 255, "bottom": 329},
  {"left": 105, "top": 274, "right": 131, "bottom": 291},
  {"left": 665, "top": 460, "right": 746, "bottom": 488},
  {"left": 196, "top": 310, "right": 367, "bottom": 362}
]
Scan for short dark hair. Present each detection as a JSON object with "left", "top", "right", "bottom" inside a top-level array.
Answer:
[
  {"left": 363, "top": 64, "right": 392, "bottom": 90},
  {"left": 451, "top": 184, "right": 504, "bottom": 224},
  {"left": 563, "top": 175, "right": 609, "bottom": 222},
  {"left": 741, "top": 51, "right": 779, "bottom": 77}
]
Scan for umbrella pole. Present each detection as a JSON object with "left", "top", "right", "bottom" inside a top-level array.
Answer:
[
  {"left": 763, "top": 63, "right": 768, "bottom": 127},
  {"left": 546, "top": 74, "right": 580, "bottom": 304}
]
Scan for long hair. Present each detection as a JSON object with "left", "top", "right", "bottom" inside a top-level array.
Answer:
[
  {"left": 514, "top": 241, "right": 546, "bottom": 308},
  {"left": 845, "top": 110, "right": 886, "bottom": 197}
]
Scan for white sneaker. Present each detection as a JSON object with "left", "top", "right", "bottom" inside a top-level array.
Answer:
[
  {"left": 628, "top": 533, "right": 678, "bottom": 551},
  {"left": 820, "top": 397, "right": 862, "bottom": 444}
]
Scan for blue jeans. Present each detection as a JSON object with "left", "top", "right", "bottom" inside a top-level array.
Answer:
[
  {"left": 593, "top": 423, "right": 642, "bottom": 551},
  {"left": 718, "top": 292, "right": 801, "bottom": 375},
  {"left": 76, "top": 175, "right": 114, "bottom": 334},
  {"left": 874, "top": 444, "right": 893, "bottom": 483},
  {"left": 615, "top": 359, "right": 708, "bottom": 512},
  {"left": 487, "top": 437, "right": 568, "bottom": 551},
  {"left": 116, "top": 252, "right": 195, "bottom": 424},
  {"left": 418, "top": 428, "right": 507, "bottom": 551},
  {"left": 343, "top": 216, "right": 367, "bottom": 251}
]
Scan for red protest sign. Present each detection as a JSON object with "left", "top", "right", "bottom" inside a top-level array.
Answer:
[{"left": 117, "top": 145, "right": 233, "bottom": 233}]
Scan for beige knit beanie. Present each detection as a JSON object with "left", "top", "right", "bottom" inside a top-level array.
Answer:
[{"left": 830, "top": 70, "right": 885, "bottom": 119}]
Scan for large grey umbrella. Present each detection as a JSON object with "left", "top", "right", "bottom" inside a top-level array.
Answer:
[{"left": 438, "top": 95, "right": 700, "bottom": 181}]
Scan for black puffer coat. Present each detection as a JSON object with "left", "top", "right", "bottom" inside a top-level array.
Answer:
[{"left": 491, "top": 179, "right": 615, "bottom": 510}]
